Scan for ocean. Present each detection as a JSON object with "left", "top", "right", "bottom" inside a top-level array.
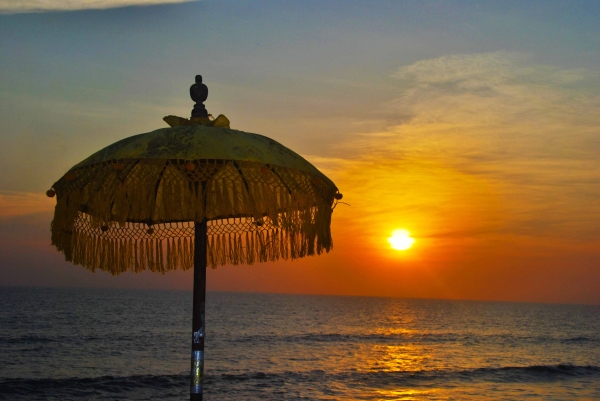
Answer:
[{"left": 0, "top": 287, "right": 599, "bottom": 400}]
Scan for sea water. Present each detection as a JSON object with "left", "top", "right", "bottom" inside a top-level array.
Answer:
[{"left": 0, "top": 287, "right": 599, "bottom": 400}]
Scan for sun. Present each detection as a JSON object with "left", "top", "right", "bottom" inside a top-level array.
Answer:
[{"left": 388, "top": 229, "right": 415, "bottom": 251}]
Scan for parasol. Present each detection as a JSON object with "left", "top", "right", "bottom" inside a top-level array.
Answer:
[{"left": 47, "top": 75, "right": 342, "bottom": 400}]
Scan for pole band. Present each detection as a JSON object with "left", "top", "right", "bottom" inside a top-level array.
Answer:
[{"left": 191, "top": 350, "right": 204, "bottom": 394}]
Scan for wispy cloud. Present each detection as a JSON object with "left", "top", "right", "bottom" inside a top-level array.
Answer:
[
  {"left": 327, "top": 52, "right": 600, "bottom": 249},
  {"left": 0, "top": 191, "right": 54, "bottom": 217},
  {"left": 0, "top": 0, "right": 195, "bottom": 14}
]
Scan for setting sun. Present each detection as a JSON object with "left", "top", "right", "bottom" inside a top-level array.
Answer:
[{"left": 388, "top": 229, "right": 415, "bottom": 251}]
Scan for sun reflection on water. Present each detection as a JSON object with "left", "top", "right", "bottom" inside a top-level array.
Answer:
[
  {"left": 364, "top": 344, "right": 431, "bottom": 373},
  {"left": 372, "top": 327, "right": 418, "bottom": 337},
  {"left": 370, "top": 388, "right": 441, "bottom": 401}
]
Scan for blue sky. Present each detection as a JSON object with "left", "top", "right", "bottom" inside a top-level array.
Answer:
[
  {"left": 2, "top": 0, "right": 599, "bottom": 190},
  {"left": 1, "top": 1, "right": 599, "bottom": 303}
]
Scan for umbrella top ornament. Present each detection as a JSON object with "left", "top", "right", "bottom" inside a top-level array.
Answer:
[{"left": 48, "top": 75, "right": 342, "bottom": 275}]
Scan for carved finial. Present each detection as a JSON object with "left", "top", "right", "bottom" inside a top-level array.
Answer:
[{"left": 190, "top": 75, "right": 209, "bottom": 118}]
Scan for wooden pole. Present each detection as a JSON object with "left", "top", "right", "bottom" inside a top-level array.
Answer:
[{"left": 190, "top": 220, "right": 207, "bottom": 400}]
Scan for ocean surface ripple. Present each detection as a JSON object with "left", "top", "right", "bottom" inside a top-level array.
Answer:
[{"left": 1, "top": 287, "right": 599, "bottom": 400}]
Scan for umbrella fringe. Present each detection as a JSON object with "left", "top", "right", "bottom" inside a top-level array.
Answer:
[
  {"left": 50, "top": 160, "right": 335, "bottom": 275},
  {"left": 58, "top": 223, "right": 333, "bottom": 276}
]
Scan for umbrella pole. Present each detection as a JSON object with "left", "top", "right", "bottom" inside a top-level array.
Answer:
[{"left": 190, "top": 220, "right": 207, "bottom": 401}]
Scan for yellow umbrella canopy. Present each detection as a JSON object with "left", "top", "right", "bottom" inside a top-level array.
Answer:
[{"left": 49, "top": 122, "right": 340, "bottom": 275}]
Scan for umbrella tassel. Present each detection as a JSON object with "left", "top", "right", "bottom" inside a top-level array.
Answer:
[
  {"left": 237, "top": 233, "right": 243, "bottom": 265},
  {"left": 215, "top": 235, "right": 222, "bottom": 266},
  {"left": 175, "top": 237, "right": 181, "bottom": 269},
  {"left": 147, "top": 238, "right": 152, "bottom": 272},
  {"left": 97, "top": 235, "right": 102, "bottom": 269},
  {"left": 274, "top": 230, "right": 280, "bottom": 261},
  {"left": 119, "top": 239, "right": 125, "bottom": 272},
  {"left": 255, "top": 231, "right": 261, "bottom": 263},
  {"left": 212, "top": 235, "right": 219, "bottom": 267},
  {"left": 168, "top": 238, "right": 174, "bottom": 270},
  {"left": 105, "top": 238, "right": 112, "bottom": 274},
  {"left": 307, "top": 229, "right": 315, "bottom": 256},
  {"left": 143, "top": 238, "right": 149, "bottom": 271},
  {"left": 97, "top": 237, "right": 105, "bottom": 272},
  {"left": 156, "top": 239, "right": 162, "bottom": 273},
  {"left": 266, "top": 229, "right": 273, "bottom": 262},
  {"left": 86, "top": 236, "right": 95, "bottom": 273},
  {"left": 113, "top": 239, "right": 119, "bottom": 274},
  {"left": 185, "top": 236, "right": 190, "bottom": 268},
  {"left": 82, "top": 233, "right": 90, "bottom": 269},
  {"left": 104, "top": 238, "right": 110, "bottom": 273},
  {"left": 129, "top": 239, "right": 135, "bottom": 272},
  {"left": 292, "top": 231, "right": 300, "bottom": 260},
  {"left": 182, "top": 237, "right": 188, "bottom": 270},
  {"left": 97, "top": 236, "right": 103, "bottom": 269},
  {"left": 178, "top": 237, "right": 184, "bottom": 270},
  {"left": 242, "top": 232, "right": 249, "bottom": 265},
  {"left": 138, "top": 239, "right": 144, "bottom": 271},
  {"left": 133, "top": 240, "right": 140, "bottom": 273},
  {"left": 257, "top": 231, "right": 265, "bottom": 263},
  {"left": 154, "top": 239, "right": 165, "bottom": 274},
  {"left": 233, "top": 234, "right": 239, "bottom": 265},
  {"left": 147, "top": 238, "right": 153, "bottom": 272},
  {"left": 208, "top": 235, "right": 214, "bottom": 268},
  {"left": 238, "top": 233, "right": 244, "bottom": 265},
  {"left": 182, "top": 237, "right": 189, "bottom": 270},
  {"left": 227, "top": 233, "right": 234, "bottom": 265},
  {"left": 116, "top": 239, "right": 122, "bottom": 272},
  {"left": 125, "top": 239, "right": 131, "bottom": 272},
  {"left": 229, "top": 233, "right": 235, "bottom": 265},
  {"left": 272, "top": 229, "right": 279, "bottom": 261},
  {"left": 167, "top": 238, "right": 173, "bottom": 269},
  {"left": 220, "top": 235, "right": 227, "bottom": 266},
  {"left": 71, "top": 229, "right": 80, "bottom": 265},
  {"left": 189, "top": 236, "right": 194, "bottom": 270},
  {"left": 155, "top": 239, "right": 160, "bottom": 273},
  {"left": 89, "top": 235, "right": 96, "bottom": 270},
  {"left": 250, "top": 232, "right": 257, "bottom": 263},
  {"left": 178, "top": 237, "right": 184, "bottom": 269},
  {"left": 152, "top": 238, "right": 158, "bottom": 273}
]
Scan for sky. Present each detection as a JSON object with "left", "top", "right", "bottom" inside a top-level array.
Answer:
[{"left": 1, "top": 0, "right": 599, "bottom": 304}]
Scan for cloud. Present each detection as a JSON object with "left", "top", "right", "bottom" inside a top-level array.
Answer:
[
  {"left": 0, "top": 191, "right": 55, "bottom": 217},
  {"left": 327, "top": 52, "right": 600, "bottom": 249},
  {"left": 0, "top": 0, "right": 195, "bottom": 14}
]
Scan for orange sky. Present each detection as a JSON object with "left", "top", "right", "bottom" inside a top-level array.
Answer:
[
  {"left": 1, "top": 3, "right": 600, "bottom": 305},
  {"left": 2, "top": 60, "right": 599, "bottom": 306}
]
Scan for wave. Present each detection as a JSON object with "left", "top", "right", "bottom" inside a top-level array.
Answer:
[
  {"left": 0, "top": 373, "right": 188, "bottom": 399},
  {"left": 560, "top": 336, "right": 595, "bottom": 343},
  {"left": 2, "top": 364, "right": 598, "bottom": 397},
  {"left": 3, "top": 331, "right": 597, "bottom": 349},
  {"left": 481, "top": 364, "right": 600, "bottom": 377},
  {"left": 274, "top": 364, "right": 600, "bottom": 385},
  {"left": 2, "top": 334, "right": 64, "bottom": 344},
  {"left": 1, "top": 333, "right": 172, "bottom": 345},
  {"left": 231, "top": 331, "right": 599, "bottom": 346},
  {"left": 351, "top": 364, "right": 600, "bottom": 390}
]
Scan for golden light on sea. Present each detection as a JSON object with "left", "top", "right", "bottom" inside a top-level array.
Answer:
[{"left": 388, "top": 229, "right": 415, "bottom": 251}]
